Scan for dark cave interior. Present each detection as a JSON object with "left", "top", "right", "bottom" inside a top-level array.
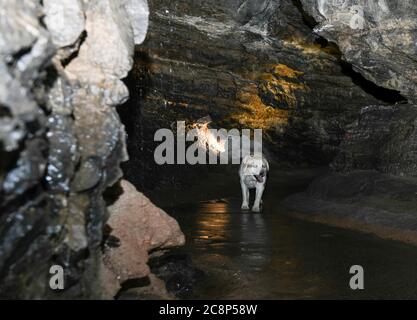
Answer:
[
  {"left": 3, "top": 0, "right": 417, "bottom": 300},
  {"left": 117, "top": 0, "right": 407, "bottom": 194}
]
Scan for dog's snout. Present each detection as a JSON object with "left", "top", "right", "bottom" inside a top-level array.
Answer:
[{"left": 254, "top": 174, "right": 264, "bottom": 183}]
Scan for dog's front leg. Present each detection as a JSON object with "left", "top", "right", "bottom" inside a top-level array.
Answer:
[
  {"left": 241, "top": 181, "right": 250, "bottom": 210},
  {"left": 252, "top": 184, "right": 265, "bottom": 212}
]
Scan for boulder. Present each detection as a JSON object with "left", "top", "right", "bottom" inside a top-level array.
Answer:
[{"left": 102, "top": 180, "right": 185, "bottom": 298}]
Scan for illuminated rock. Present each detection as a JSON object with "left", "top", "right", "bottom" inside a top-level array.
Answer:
[
  {"left": 300, "top": 0, "right": 416, "bottom": 101},
  {"left": 43, "top": 0, "right": 85, "bottom": 47}
]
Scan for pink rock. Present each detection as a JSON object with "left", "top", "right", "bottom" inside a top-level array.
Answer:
[{"left": 102, "top": 179, "right": 185, "bottom": 297}]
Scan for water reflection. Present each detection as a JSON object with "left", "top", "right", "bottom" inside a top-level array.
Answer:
[
  {"left": 239, "top": 213, "right": 269, "bottom": 271},
  {"left": 165, "top": 196, "right": 417, "bottom": 299},
  {"left": 198, "top": 200, "right": 230, "bottom": 214},
  {"left": 193, "top": 199, "right": 270, "bottom": 271},
  {"left": 195, "top": 201, "right": 230, "bottom": 247}
]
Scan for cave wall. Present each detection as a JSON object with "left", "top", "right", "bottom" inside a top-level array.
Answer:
[
  {"left": 120, "top": 0, "right": 390, "bottom": 190},
  {"left": 0, "top": 0, "right": 149, "bottom": 299},
  {"left": 2, "top": 0, "right": 415, "bottom": 299},
  {"left": 299, "top": 0, "right": 417, "bottom": 177},
  {"left": 300, "top": 0, "right": 417, "bottom": 102},
  {"left": 331, "top": 105, "right": 417, "bottom": 177}
]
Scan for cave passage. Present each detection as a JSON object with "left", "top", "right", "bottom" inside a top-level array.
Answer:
[
  {"left": 152, "top": 166, "right": 417, "bottom": 299},
  {"left": 116, "top": 0, "right": 417, "bottom": 299},
  {"left": 4, "top": 0, "right": 417, "bottom": 301}
]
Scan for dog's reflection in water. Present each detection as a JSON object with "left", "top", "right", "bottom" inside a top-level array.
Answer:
[
  {"left": 239, "top": 212, "right": 269, "bottom": 271},
  {"left": 195, "top": 199, "right": 269, "bottom": 271}
]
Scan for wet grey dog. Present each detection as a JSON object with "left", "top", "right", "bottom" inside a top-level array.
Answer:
[{"left": 239, "top": 154, "right": 269, "bottom": 212}]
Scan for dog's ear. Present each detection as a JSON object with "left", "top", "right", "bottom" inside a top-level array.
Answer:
[{"left": 263, "top": 159, "right": 270, "bottom": 172}]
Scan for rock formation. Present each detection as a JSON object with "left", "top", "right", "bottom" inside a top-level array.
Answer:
[
  {"left": 102, "top": 180, "right": 185, "bottom": 299},
  {"left": 331, "top": 104, "right": 417, "bottom": 176},
  {"left": 282, "top": 1, "right": 417, "bottom": 241},
  {"left": 282, "top": 170, "right": 417, "bottom": 244},
  {"left": 292, "top": 0, "right": 417, "bottom": 177},
  {"left": 0, "top": 0, "right": 180, "bottom": 299},
  {"left": 300, "top": 0, "right": 416, "bottom": 102},
  {"left": 120, "top": 0, "right": 397, "bottom": 190}
]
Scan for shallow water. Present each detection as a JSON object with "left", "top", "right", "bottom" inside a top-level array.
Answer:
[{"left": 156, "top": 168, "right": 417, "bottom": 299}]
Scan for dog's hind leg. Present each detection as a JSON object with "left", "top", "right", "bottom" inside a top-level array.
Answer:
[
  {"left": 241, "top": 181, "right": 250, "bottom": 210},
  {"left": 252, "top": 184, "right": 265, "bottom": 212}
]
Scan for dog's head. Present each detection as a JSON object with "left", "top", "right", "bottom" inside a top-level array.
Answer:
[{"left": 242, "top": 154, "right": 269, "bottom": 183}]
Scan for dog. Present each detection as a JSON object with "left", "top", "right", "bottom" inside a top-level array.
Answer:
[{"left": 239, "top": 153, "right": 269, "bottom": 212}]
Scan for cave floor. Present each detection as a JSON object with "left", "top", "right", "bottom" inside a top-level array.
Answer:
[{"left": 151, "top": 166, "right": 417, "bottom": 299}]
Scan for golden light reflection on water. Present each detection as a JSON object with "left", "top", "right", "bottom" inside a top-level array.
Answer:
[
  {"left": 199, "top": 201, "right": 230, "bottom": 214},
  {"left": 194, "top": 200, "right": 270, "bottom": 271},
  {"left": 195, "top": 202, "right": 231, "bottom": 243}
]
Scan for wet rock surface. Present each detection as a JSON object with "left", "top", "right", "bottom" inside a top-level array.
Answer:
[
  {"left": 149, "top": 253, "right": 205, "bottom": 299},
  {"left": 283, "top": 102, "right": 417, "bottom": 240},
  {"left": 283, "top": 170, "right": 417, "bottom": 243},
  {"left": 0, "top": 0, "right": 150, "bottom": 298},
  {"left": 284, "top": 102, "right": 417, "bottom": 240}
]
